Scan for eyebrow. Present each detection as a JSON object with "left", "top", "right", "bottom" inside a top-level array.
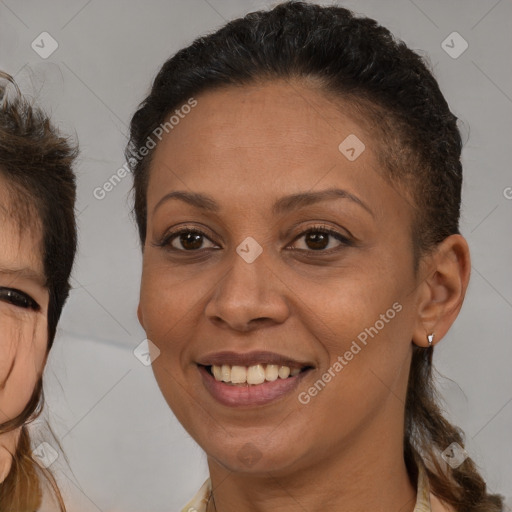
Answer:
[
  {"left": 153, "top": 188, "right": 374, "bottom": 218},
  {"left": 0, "top": 266, "right": 46, "bottom": 287}
]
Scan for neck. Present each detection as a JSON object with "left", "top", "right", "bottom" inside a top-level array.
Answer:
[{"left": 206, "top": 429, "right": 417, "bottom": 512}]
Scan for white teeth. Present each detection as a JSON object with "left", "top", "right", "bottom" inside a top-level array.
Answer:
[
  {"left": 265, "top": 364, "right": 279, "bottom": 382},
  {"left": 210, "top": 363, "right": 303, "bottom": 384},
  {"left": 247, "top": 364, "right": 266, "bottom": 385},
  {"left": 230, "top": 365, "right": 246, "bottom": 384},
  {"left": 278, "top": 366, "right": 290, "bottom": 379},
  {"left": 221, "top": 364, "right": 231, "bottom": 382},
  {"left": 212, "top": 365, "right": 223, "bottom": 381}
]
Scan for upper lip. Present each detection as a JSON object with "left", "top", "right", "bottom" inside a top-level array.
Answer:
[{"left": 196, "top": 351, "right": 314, "bottom": 369}]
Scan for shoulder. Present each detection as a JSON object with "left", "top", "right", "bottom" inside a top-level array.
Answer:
[{"left": 180, "top": 478, "right": 211, "bottom": 512}]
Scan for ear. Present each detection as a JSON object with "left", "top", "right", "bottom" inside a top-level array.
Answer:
[
  {"left": 137, "top": 302, "right": 145, "bottom": 329},
  {"left": 412, "top": 234, "right": 471, "bottom": 347}
]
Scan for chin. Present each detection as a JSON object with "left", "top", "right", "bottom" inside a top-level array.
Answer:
[{"left": 203, "top": 435, "right": 303, "bottom": 475}]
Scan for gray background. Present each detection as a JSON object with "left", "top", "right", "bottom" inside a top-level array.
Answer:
[{"left": 1, "top": 0, "right": 511, "bottom": 510}]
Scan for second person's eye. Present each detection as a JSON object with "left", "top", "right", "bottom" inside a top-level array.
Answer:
[{"left": 0, "top": 287, "right": 40, "bottom": 311}]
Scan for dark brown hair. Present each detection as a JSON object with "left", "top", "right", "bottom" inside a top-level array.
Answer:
[
  {"left": 126, "top": 2, "right": 504, "bottom": 510},
  {"left": 0, "top": 71, "right": 77, "bottom": 511}
]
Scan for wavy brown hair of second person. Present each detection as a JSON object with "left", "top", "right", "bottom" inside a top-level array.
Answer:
[{"left": 0, "top": 71, "right": 77, "bottom": 511}]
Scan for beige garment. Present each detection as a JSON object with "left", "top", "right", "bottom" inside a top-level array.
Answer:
[{"left": 180, "top": 462, "right": 455, "bottom": 512}]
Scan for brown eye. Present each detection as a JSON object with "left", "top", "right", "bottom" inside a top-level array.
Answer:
[
  {"left": 160, "top": 229, "right": 218, "bottom": 252},
  {"left": 304, "top": 231, "right": 330, "bottom": 250},
  {"left": 176, "top": 231, "right": 206, "bottom": 250},
  {"left": 290, "top": 226, "right": 351, "bottom": 252},
  {"left": 0, "top": 287, "right": 40, "bottom": 311}
]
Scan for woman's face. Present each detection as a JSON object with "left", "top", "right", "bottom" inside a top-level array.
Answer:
[
  {"left": 138, "top": 81, "right": 426, "bottom": 475},
  {"left": 0, "top": 181, "right": 48, "bottom": 480}
]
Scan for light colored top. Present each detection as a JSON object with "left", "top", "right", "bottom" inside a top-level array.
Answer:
[{"left": 180, "top": 462, "right": 455, "bottom": 512}]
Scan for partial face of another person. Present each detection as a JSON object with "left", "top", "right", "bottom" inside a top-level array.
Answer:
[
  {"left": 0, "top": 179, "right": 48, "bottom": 481},
  {"left": 138, "top": 81, "right": 429, "bottom": 475}
]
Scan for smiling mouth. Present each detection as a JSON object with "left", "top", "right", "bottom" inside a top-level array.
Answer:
[{"left": 202, "top": 363, "right": 313, "bottom": 386}]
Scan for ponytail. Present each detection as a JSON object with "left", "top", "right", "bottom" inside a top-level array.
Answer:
[{"left": 404, "top": 345, "right": 504, "bottom": 511}]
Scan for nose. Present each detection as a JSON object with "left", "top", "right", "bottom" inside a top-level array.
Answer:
[{"left": 204, "top": 245, "right": 290, "bottom": 332}]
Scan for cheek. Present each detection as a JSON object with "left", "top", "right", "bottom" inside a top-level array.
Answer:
[
  {"left": 296, "top": 295, "right": 413, "bottom": 438},
  {"left": 293, "top": 254, "right": 409, "bottom": 348},
  {"left": 139, "top": 269, "right": 198, "bottom": 406},
  {"left": 139, "top": 260, "right": 216, "bottom": 348},
  {"left": 292, "top": 261, "right": 413, "bottom": 410},
  {"left": 0, "top": 313, "right": 47, "bottom": 422}
]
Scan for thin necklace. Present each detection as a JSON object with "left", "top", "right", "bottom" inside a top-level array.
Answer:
[{"left": 206, "top": 490, "right": 217, "bottom": 512}]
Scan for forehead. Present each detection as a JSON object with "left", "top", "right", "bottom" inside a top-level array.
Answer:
[
  {"left": 154, "top": 81, "right": 366, "bottom": 158},
  {"left": 0, "top": 174, "right": 45, "bottom": 281},
  {"left": 147, "top": 81, "right": 390, "bottom": 209}
]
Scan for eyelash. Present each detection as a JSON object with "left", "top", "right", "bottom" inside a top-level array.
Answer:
[
  {"left": 157, "top": 224, "right": 352, "bottom": 254},
  {"left": 0, "top": 287, "right": 40, "bottom": 311}
]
